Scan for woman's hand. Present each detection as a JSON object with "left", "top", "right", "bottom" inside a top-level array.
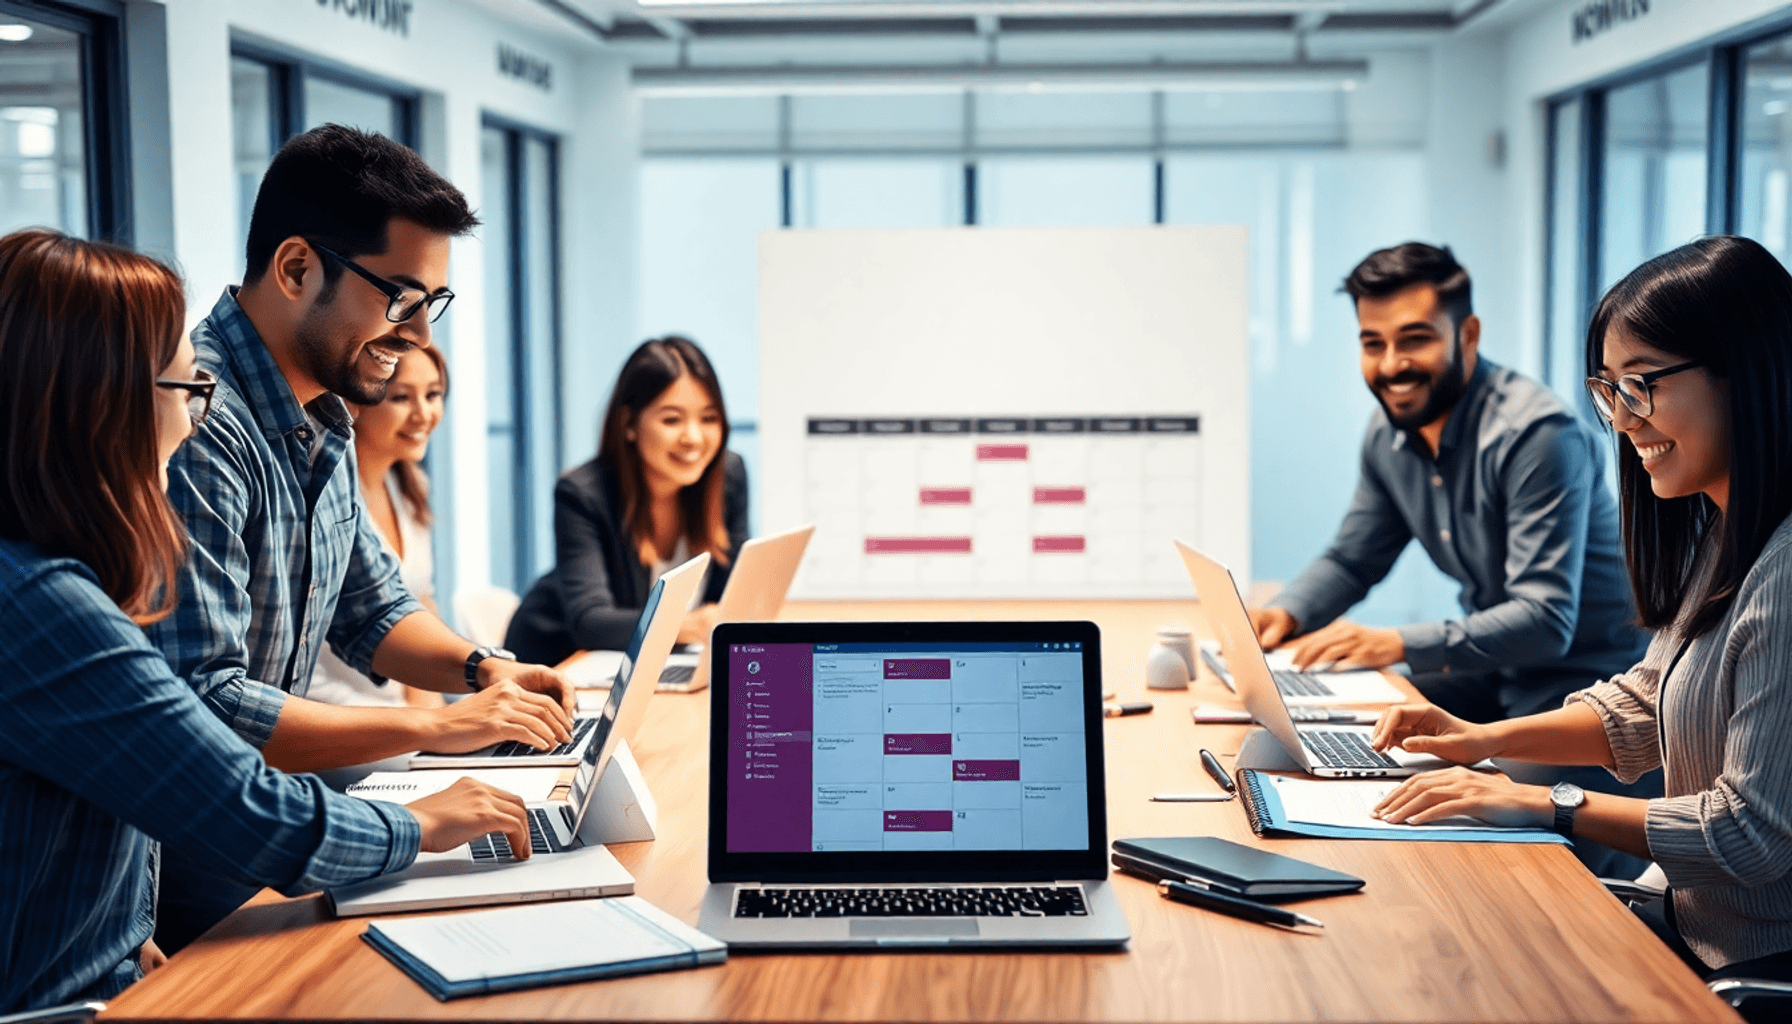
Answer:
[
  {"left": 1370, "top": 704, "right": 1502, "bottom": 764},
  {"left": 407, "top": 777, "right": 533, "bottom": 858},
  {"left": 677, "top": 604, "right": 722, "bottom": 647},
  {"left": 1371, "top": 767, "right": 1553, "bottom": 829}
]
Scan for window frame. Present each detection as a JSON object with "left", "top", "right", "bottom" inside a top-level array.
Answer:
[
  {"left": 1542, "top": 9, "right": 1792, "bottom": 396},
  {"left": 481, "top": 113, "right": 565, "bottom": 592},
  {"left": 228, "top": 38, "right": 421, "bottom": 152},
  {"left": 0, "top": 0, "right": 129, "bottom": 242}
]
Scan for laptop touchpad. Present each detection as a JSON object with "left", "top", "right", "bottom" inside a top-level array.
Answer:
[{"left": 850, "top": 919, "right": 979, "bottom": 938}]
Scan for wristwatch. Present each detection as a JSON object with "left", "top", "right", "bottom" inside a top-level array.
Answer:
[
  {"left": 1550, "top": 781, "right": 1586, "bottom": 837},
  {"left": 465, "top": 645, "right": 516, "bottom": 691}
]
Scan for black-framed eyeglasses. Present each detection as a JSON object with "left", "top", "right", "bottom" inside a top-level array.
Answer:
[
  {"left": 156, "top": 367, "right": 217, "bottom": 427},
  {"left": 1584, "top": 360, "right": 1703, "bottom": 420},
  {"left": 310, "top": 242, "right": 455, "bottom": 324}
]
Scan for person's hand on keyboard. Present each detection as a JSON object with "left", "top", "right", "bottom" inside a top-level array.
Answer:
[
  {"left": 1370, "top": 704, "right": 1498, "bottom": 763},
  {"left": 425, "top": 680, "right": 574, "bottom": 753},
  {"left": 406, "top": 777, "right": 533, "bottom": 858},
  {"left": 1247, "top": 606, "right": 1300, "bottom": 649},
  {"left": 1283, "top": 618, "right": 1404, "bottom": 672},
  {"left": 475, "top": 657, "right": 579, "bottom": 717}
]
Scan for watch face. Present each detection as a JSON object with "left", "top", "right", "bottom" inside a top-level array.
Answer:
[{"left": 1551, "top": 782, "right": 1586, "bottom": 808}]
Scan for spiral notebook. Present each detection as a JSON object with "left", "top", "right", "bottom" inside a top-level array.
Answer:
[{"left": 1236, "top": 769, "right": 1569, "bottom": 844}]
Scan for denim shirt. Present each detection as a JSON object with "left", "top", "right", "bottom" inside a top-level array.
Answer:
[
  {"left": 144, "top": 290, "right": 422, "bottom": 745},
  {"left": 1271, "top": 359, "right": 1648, "bottom": 715},
  {"left": 0, "top": 537, "right": 418, "bottom": 1013}
]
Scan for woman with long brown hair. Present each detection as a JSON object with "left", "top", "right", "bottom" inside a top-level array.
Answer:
[
  {"left": 308, "top": 345, "right": 450, "bottom": 708},
  {"left": 506, "top": 336, "right": 748, "bottom": 666},
  {"left": 0, "top": 230, "right": 532, "bottom": 1013}
]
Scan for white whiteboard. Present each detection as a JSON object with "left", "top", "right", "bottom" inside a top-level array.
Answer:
[{"left": 758, "top": 226, "right": 1249, "bottom": 599}]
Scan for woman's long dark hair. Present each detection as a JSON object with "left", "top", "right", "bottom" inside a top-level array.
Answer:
[
  {"left": 1586, "top": 235, "right": 1792, "bottom": 637},
  {"left": 0, "top": 229, "right": 188, "bottom": 623},
  {"left": 597, "top": 336, "right": 731, "bottom": 568}
]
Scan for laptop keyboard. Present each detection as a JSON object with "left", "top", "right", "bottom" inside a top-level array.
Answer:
[
  {"left": 486, "top": 716, "right": 596, "bottom": 759},
  {"left": 1304, "top": 728, "right": 1401, "bottom": 770},
  {"left": 1272, "top": 669, "right": 1335, "bottom": 697},
  {"left": 734, "top": 885, "right": 1089, "bottom": 918},
  {"left": 659, "top": 663, "right": 696, "bottom": 684},
  {"left": 468, "top": 807, "right": 565, "bottom": 861}
]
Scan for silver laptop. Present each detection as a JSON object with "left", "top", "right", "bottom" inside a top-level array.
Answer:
[
  {"left": 1174, "top": 539, "right": 1454, "bottom": 779},
  {"left": 410, "top": 554, "right": 708, "bottom": 769},
  {"left": 326, "top": 560, "right": 710, "bottom": 915},
  {"left": 698, "top": 620, "right": 1131, "bottom": 949},
  {"left": 657, "top": 523, "right": 814, "bottom": 693}
]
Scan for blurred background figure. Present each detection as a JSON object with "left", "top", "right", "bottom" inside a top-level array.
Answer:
[{"left": 307, "top": 346, "right": 449, "bottom": 709}]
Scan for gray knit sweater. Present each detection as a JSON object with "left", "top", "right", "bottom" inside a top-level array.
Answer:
[{"left": 1569, "top": 513, "right": 1792, "bottom": 968}]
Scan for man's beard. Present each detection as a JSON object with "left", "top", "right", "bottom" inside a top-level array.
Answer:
[
  {"left": 294, "top": 304, "right": 393, "bottom": 407},
  {"left": 1374, "top": 335, "right": 1470, "bottom": 432}
]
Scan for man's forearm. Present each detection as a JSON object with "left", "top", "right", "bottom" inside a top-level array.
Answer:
[
  {"left": 370, "top": 611, "right": 479, "bottom": 694},
  {"left": 261, "top": 697, "right": 434, "bottom": 772}
]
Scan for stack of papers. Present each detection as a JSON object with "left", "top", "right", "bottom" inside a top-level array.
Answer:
[
  {"left": 1238, "top": 771, "right": 1567, "bottom": 844},
  {"left": 364, "top": 895, "right": 726, "bottom": 1000}
]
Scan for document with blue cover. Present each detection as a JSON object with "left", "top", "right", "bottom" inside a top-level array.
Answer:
[
  {"left": 364, "top": 895, "right": 726, "bottom": 1000},
  {"left": 1238, "top": 769, "right": 1569, "bottom": 845}
]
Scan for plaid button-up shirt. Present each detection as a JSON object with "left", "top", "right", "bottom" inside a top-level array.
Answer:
[
  {"left": 0, "top": 537, "right": 418, "bottom": 1013},
  {"left": 145, "top": 289, "right": 422, "bottom": 746}
]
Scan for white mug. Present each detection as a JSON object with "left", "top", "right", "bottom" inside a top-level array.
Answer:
[{"left": 1145, "top": 641, "right": 1191, "bottom": 690}]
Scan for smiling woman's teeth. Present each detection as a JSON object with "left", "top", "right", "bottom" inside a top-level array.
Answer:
[{"left": 1637, "top": 441, "right": 1675, "bottom": 461}]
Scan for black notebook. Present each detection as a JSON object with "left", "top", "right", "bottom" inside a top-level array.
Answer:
[{"left": 1111, "top": 836, "right": 1364, "bottom": 901}]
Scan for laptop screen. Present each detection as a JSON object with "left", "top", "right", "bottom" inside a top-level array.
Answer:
[{"left": 709, "top": 622, "right": 1106, "bottom": 882}]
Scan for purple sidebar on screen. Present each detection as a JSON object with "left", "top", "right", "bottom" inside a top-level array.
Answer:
[
  {"left": 726, "top": 643, "right": 815, "bottom": 852},
  {"left": 885, "top": 733, "right": 953, "bottom": 755},
  {"left": 884, "top": 659, "right": 950, "bottom": 679},
  {"left": 884, "top": 810, "right": 954, "bottom": 832}
]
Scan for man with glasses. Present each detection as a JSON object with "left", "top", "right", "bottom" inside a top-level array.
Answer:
[
  {"left": 147, "top": 125, "right": 578, "bottom": 951},
  {"left": 1246, "top": 242, "right": 1658, "bottom": 876}
]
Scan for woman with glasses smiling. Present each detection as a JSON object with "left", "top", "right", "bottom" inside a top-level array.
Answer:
[
  {"left": 1365, "top": 235, "right": 1792, "bottom": 1005},
  {"left": 0, "top": 229, "right": 533, "bottom": 1013}
]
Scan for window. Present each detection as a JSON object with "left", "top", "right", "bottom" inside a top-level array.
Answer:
[
  {"left": 1598, "top": 63, "right": 1709, "bottom": 294},
  {"left": 482, "top": 121, "right": 563, "bottom": 593},
  {"left": 1740, "top": 33, "right": 1792, "bottom": 263},
  {"left": 1544, "top": 99, "right": 1589, "bottom": 407},
  {"left": 228, "top": 45, "right": 419, "bottom": 276},
  {"left": 0, "top": 1, "right": 126, "bottom": 241}
]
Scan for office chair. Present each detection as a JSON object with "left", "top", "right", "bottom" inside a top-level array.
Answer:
[
  {"left": 1601, "top": 878, "right": 1792, "bottom": 1020},
  {"left": 0, "top": 1002, "right": 105, "bottom": 1024},
  {"left": 453, "top": 585, "right": 520, "bottom": 647}
]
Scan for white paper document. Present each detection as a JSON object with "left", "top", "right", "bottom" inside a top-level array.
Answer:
[
  {"left": 564, "top": 650, "right": 624, "bottom": 689},
  {"left": 1269, "top": 775, "right": 1490, "bottom": 832},
  {"left": 367, "top": 896, "right": 723, "bottom": 983}
]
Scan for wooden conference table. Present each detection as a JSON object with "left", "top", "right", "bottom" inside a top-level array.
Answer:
[{"left": 103, "top": 600, "right": 1735, "bottom": 1023}]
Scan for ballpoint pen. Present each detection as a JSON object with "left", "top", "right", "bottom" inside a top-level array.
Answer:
[
  {"left": 1199, "top": 748, "right": 1237, "bottom": 795},
  {"left": 1157, "top": 879, "right": 1324, "bottom": 930}
]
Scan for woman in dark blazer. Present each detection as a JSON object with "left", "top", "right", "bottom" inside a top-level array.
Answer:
[{"left": 507, "top": 337, "right": 748, "bottom": 665}]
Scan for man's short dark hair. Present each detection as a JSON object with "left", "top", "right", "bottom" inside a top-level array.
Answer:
[
  {"left": 243, "top": 124, "right": 479, "bottom": 285},
  {"left": 1342, "top": 242, "right": 1473, "bottom": 328}
]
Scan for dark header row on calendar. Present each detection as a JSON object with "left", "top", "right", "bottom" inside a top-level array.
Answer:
[{"left": 806, "top": 415, "right": 1200, "bottom": 436}]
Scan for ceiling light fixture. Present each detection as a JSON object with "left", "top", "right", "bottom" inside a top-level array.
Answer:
[
  {"left": 633, "top": 59, "right": 1368, "bottom": 96},
  {"left": 0, "top": 25, "right": 34, "bottom": 43}
]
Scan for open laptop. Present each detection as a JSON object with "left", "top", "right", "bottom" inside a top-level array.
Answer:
[
  {"left": 566, "top": 524, "right": 815, "bottom": 694},
  {"left": 327, "top": 561, "right": 708, "bottom": 915},
  {"left": 698, "top": 620, "right": 1131, "bottom": 949},
  {"left": 1196, "top": 640, "right": 1405, "bottom": 705},
  {"left": 410, "top": 553, "right": 708, "bottom": 770},
  {"left": 1175, "top": 539, "right": 1456, "bottom": 779}
]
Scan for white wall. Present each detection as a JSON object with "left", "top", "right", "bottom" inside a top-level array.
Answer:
[{"left": 127, "top": 0, "right": 639, "bottom": 598}]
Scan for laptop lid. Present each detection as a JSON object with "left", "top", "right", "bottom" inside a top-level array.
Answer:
[
  {"left": 707, "top": 620, "right": 1107, "bottom": 884},
  {"left": 686, "top": 524, "right": 814, "bottom": 689},
  {"left": 567, "top": 553, "right": 710, "bottom": 828},
  {"left": 1172, "top": 539, "right": 1315, "bottom": 772}
]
